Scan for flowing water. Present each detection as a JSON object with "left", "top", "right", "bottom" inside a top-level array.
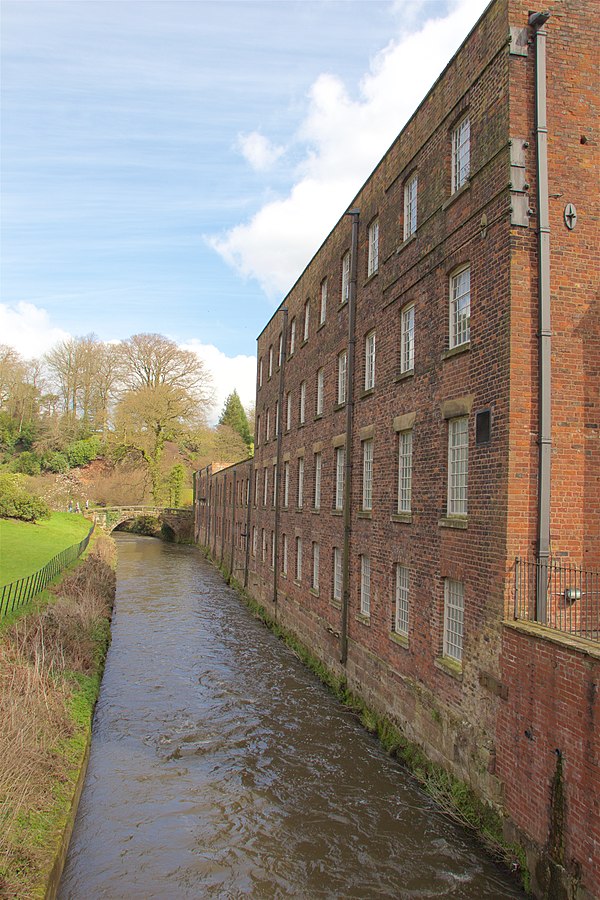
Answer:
[{"left": 59, "top": 535, "right": 522, "bottom": 899}]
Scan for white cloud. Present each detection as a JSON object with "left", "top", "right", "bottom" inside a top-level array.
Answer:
[
  {"left": 209, "top": 0, "right": 488, "bottom": 299},
  {"left": 237, "top": 131, "right": 285, "bottom": 172},
  {"left": 181, "top": 339, "right": 256, "bottom": 425},
  {"left": 0, "top": 302, "right": 71, "bottom": 358}
]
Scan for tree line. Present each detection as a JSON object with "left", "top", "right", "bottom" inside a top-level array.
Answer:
[{"left": 0, "top": 334, "right": 253, "bottom": 504}]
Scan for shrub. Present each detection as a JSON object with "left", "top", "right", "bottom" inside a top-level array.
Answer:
[
  {"left": 66, "top": 437, "right": 101, "bottom": 468},
  {"left": 41, "top": 451, "right": 69, "bottom": 473},
  {"left": 11, "top": 450, "right": 41, "bottom": 476},
  {"left": 0, "top": 474, "right": 51, "bottom": 522}
]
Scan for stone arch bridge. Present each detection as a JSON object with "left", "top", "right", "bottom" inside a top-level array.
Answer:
[{"left": 92, "top": 506, "right": 194, "bottom": 543}]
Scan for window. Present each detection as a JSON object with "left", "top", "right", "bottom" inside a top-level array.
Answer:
[
  {"left": 335, "top": 446, "right": 345, "bottom": 510},
  {"left": 278, "top": 332, "right": 283, "bottom": 366},
  {"left": 299, "top": 381, "right": 306, "bottom": 425},
  {"left": 316, "top": 367, "right": 324, "bottom": 416},
  {"left": 266, "top": 408, "right": 271, "bottom": 442},
  {"left": 360, "top": 555, "right": 371, "bottom": 617},
  {"left": 283, "top": 461, "right": 290, "bottom": 507},
  {"left": 286, "top": 392, "right": 292, "bottom": 431},
  {"left": 268, "top": 345, "right": 273, "bottom": 378},
  {"left": 397, "top": 430, "right": 413, "bottom": 513},
  {"left": 404, "top": 174, "right": 418, "bottom": 239},
  {"left": 312, "top": 542, "right": 320, "bottom": 591},
  {"left": 314, "top": 451, "right": 322, "bottom": 509},
  {"left": 263, "top": 467, "right": 268, "bottom": 507},
  {"left": 365, "top": 331, "right": 376, "bottom": 391},
  {"left": 271, "top": 531, "right": 275, "bottom": 569},
  {"left": 261, "top": 528, "right": 267, "bottom": 562},
  {"left": 448, "top": 417, "right": 468, "bottom": 515},
  {"left": 368, "top": 218, "right": 379, "bottom": 276},
  {"left": 395, "top": 564, "right": 410, "bottom": 637},
  {"left": 452, "top": 117, "right": 470, "bottom": 193},
  {"left": 341, "top": 251, "right": 350, "bottom": 303},
  {"left": 259, "top": 357, "right": 263, "bottom": 388},
  {"left": 320, "top": 279, "right": 327, "bottom": 324},
  {"left": 295, "top": 536, "right": 302, "bottom": 582},
  {"left": 303, "top": 300, "right": 310, "bottom": 342},
  {"left": 272, "top": 464, "right": 277, "bottom": 508},
  {"left": 256, "top": 415, "right": 261, "bottom": 447},
  {"left": 333, "top": 547, "right": 343, "bottom": 602},
  {"left": 282, "top": 534, "right": 288, "bottom": 576},
  {"left": 252, "top": 526, "right": 257, "bottom": 557},
  {"left": 297, "top": 456, "right": 304, "bottom": 508},
  {"left": 443, "top": 578, "right": 464, "bottom": 662},
  {"left": 450, "top": 266, "right": 470, "bottom": 348},
  {"left": 337, "top": 350, "right": 347, "bottom": 405},
  {"left": 254, "top": 470, "right": 259, "bottom": 506},
  {"left": 290, "top": 317, "right": 296, "bottom": 355},
  {"left": 400, "top": 303, "right": 415, "bottom": 373},
  {"left": 275, "top": 400, "right": 279, "bottom": 436},
  {"left": 362, "top": 439, "right": 373, "bottom": 511}
]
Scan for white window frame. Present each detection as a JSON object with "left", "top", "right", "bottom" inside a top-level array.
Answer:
[
  {"left": 314, "top": 451, "right": 322, "bottom": 510},
  {"left": 275, "top": 400, "right": 279, "bottom": 437},
  {"left": 368, "top": 218, "right": 379, "bottom": 276},
  {"left": 283, "top": 461, "right": 290, "bottom": 508},
  {"left": 365, "top": 330, "right": 376, "bottom": 391},
  {"left": 320, "top": 278, "right": 327, "bottom": 324},
  {"left": 448, "top": 416, "right": 468, "bottom": 516},
  {"left": 295, "top": 536, "right": 302, "bottom": 583},
  {"left": 333, "top": 547, "right": 343, "bottom": 602},
  {"left": 272, "top": 464, "right": 277, "bottom": 508},
  {"left": 360, "top": 555, "right": 371, "bottom": 617},
  {"left": 362, "top": 439, "right": 373, "bottom": 511},
  {"left": 271, "top": 531, "right": 275, "bottom": 569},
  {"left": 443, "top": 578, "right": 464, "bottom": 662},
  {"left": 395, "top": 564, "right": 410, "bottom": 637},
  {"left": 256, "top": 415, "right": 260, "bottom": 447},
  {"left": 252, "top": 526, "right": 257, "bottom": 557},
  {"left": 450, "top": 265, "right": 471, "bottom": 349},
  {"left": 400, "top": 303, "right": 415, "bottom": 374},
  {"left": 397, "top": 430, "right": 413, "bottom": 513},
  {"left": 266, "top": 407, "right": 271, "bottom": 442},
  {"left": 259, "top": 357, "right": 263, "bottom": 388},
  {"left": 312, "top": 542, "right": 320, "bottom": 591},
  {"left": 452, "top": 117, "right": 470, "bottom": 193},
  {"left": 341, "top": 251, "right": 350, "bottom": 304},
  {"left": 303, "top": 300, "right": 310, "bottom": 342},
  {"left": 299, "top": 381, "right": 306, "bottom": 425},
  {"left": 290, "top": 317, "right": 296, "bottom": 355},
  {"left": 404, "top": 174, "right": 418, "bottom": 240},
  {"left": 337, "top": 350, "right": 347, "bottom": 405},
  {"left": 254, "top": 470, "right": 259, "bottom": 506},
  {"left": 268, "top": 345, "right": 273, "bottom": 378},
  {"left": 286, "top": 392, "right": 292, "bottom": 431},
  {"left": 316, "top": 367, "right": 324, "bottom": 416},
  {"left": 297, "top": 456, "right": 304, "bottom": 509},
  {"left": 261, "top": 528, "right": 267, "bottom": 563},
  {"left": 278, "top": 332, "right": 283, "bottom": 366},
  {"left": 335, "top": 446, "right": 345, "bottom": 510},
  {"left": 263, "top": 467, "right": 269, "bottom": 507},
  {"left": 282, "top": 533, "right": 288, "bottom": 576}
]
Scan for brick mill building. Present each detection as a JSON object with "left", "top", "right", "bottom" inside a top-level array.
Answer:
[{"left": 195, "top": 0, "right": 599, "bottom": 894}]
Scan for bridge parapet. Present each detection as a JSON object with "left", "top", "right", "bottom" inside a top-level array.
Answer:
[{"left": 93, "top": 506, "right": 193, "bottom": 542}]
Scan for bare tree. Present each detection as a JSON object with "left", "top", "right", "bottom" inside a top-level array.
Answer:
[{"left": 118, "top": 333, "right": 213, "bottom": 405}]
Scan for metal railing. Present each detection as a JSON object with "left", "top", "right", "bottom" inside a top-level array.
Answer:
[
  {"left": 514, "top": 557, "right": 600, "bottom": 644},
  {"left": 0, "top": 525, "right": 94, "bottom": 618}
]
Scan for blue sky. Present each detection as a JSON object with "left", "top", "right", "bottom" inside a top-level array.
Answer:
[{"left": 1, "top": 0, "right": 487, "bottom": 416}]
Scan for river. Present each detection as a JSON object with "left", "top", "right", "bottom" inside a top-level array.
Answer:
[{"left": 59, "top": 534, "right": 522, "bottom": 899}]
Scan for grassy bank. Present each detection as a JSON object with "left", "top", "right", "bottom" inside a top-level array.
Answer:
[
  {"left": 0, "top": 513, "right": 91, "bottom": 587},
  {"left": 0, "top": 534, "right": 116, "bottom": 899}
]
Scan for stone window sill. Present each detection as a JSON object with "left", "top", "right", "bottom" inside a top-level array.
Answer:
[
  {"left": 438, "top": 515, "right": 468, "bottom": 530},
  {"left": 301, "top": 339, "right": 308, "bottom": 348},
  {"left": 309, "top": 588, "right": 319, "bottom": 598},
  {"left": 334, "top": 402, "right": 346, "bottom": 412},
  {"left": 356, "top": 613, "right": 371, "bottom": 626},
  {"left": 314, "top": 413, "right": 323, "bottom": 421},
  {"left": 317, "top": 321, "right": 326, "bottom": 332},
  {"left": 295, "top": 507, "right": 303, "bottom": 514},
  {"left": 442, "top": 180, "right": 470, "bottom": 210},
  {"left": 442, "top": 342, "right": 470, "bottom": 361},
  {"left": 357, "top": 510, "right": 372, "bottom": 519},
  {"left": 311, "top": 507, "right": 321, "bottom": 515},
  {"left": 395, "top": 232, "right": 416, "bottom": 255},
  {"left": 389, "top": 631, "right": 409, "bottom": 649},
  {"left": 330, "top": 597, "right": 342, "bottom": 610},
  {"left": 435, "top": 656, "right": 463, "bottom": 680},
  {"left": 395, "top": 369, "right": 414, "bottom": 384},
  {"left": 363, "top": 271, "right": 379, "bottom": 286},
  {"left": 360, "top": 387, "right": 375, "bottom": 400},
  {"left": 332, "top": 508, "right": 343, "bottom": 516},
  {"left": 391, "top": 512, "right": 412, "bottom": 524}
]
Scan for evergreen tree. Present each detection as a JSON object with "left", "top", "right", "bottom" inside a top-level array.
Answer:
[{"left": 218, "top": 390, "right": 252, "bottom": 450}]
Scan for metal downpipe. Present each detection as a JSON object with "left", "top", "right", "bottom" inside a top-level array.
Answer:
[{"left": 273, "top": 307, "right": 288, "bottom": 605}]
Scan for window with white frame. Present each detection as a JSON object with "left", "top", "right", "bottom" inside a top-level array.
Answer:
[
  {"left": 312, "top": 542, "right": 320, "bottom": 591},
  {"left": 283, "top": 461, "right": 290, "bottom": 507},
  {"left": 261, "top": 528, "right": 267, "bottom": 562},
  {"left": 259, "top": 358, "right": 263, "bottom": 388},
  {"left": 282, "top": 533, "right": 288, "bottom": 576},
  {"left": 337, "top": 350, "right": 347, "bottom": 405},
  {"left": 365, "top": 330, "right": 376, "bottom": 390},
  {"left": 443, "top": 578, "right": 464, "bottom": 662},
  {"left": 254, "top": 470, "right": 259, "bottom": 506},
  {"left": 452, "top": 117, "right": 470, "bottom": 193},
  {"left": 272, "top": 464, "right": 277, "bottom": 508},
  {"left": 404, "top": 174, "right": 418, "bottom": 240},
  {"left": 256, "top": 415, "right": 261, "bottom": 447},
  {"left": 297, "top": 456, "right": 304, "bottom": 508},
  {"left": 401, "top": 303, "right": 415, "bottom": 374},
  {"left": 368, "top": 218, "right": 379, "bottom": 276},
  {"left": 278, "top": 332, "right": 283, "bottom": 366},
  {"left": 303, "top": 300, "right": 310, "bottom": 342},
  {"left": 271, "top": 531, "right": 275, "bottom": 569},
  {"left": 362, "top": 439, "right": 373, "bottom": 511},
  {"left": 360, "top": 555, "right": 371, "bottom": 617},
  {"left": 450, "top": 266, "right": 470, "bottom": 349},
  {"left": 275, "top": 400, "right": 279, "bottom": 436},
  {"left": 320, "top": 279, "right": 327, "bottom": 324},
  {"left": 299, "top": 381, "right": 306, "bottom": 425},
  {"left": 316, "top": 367, "right": 324, "bottom": 416},
  {"left": 295, "top": 536, "right": 302, "bottom": 582},
  {"left": 335, "top": 446, "right": 345, "bottom": 510},
  {"left": 333, "top": 547, "right": 343, "bottom": 602},
  {"left": 448, "top": 417, "right": 468, "bottom": 515},
  {"left": 290, "top": 317, "right": 296, "bottom": 355},
  {"left": 268, "top": 345, "right": 273, "bottom": 378},
  {"left": 397, "top": 430, "right": 413, "bottom": 513},
  {"left": 341, "top": 251, "right": 350, "bottom": 303},
  {"left": 263, "top": 467, "right": 268, "bottom": 506},
  {"left": 286, "top": 392, "right": 292, "bottom": 431},
  {"left": 395, "top": 564, "right": 410, "bottom": 637},
  {"left": 266, "top": 408, "right": 271, "bottom": 442},
  {"left": 314, "top": 451, "right": 322, "bottom": 509},
  {"left": 252, "top": 526, "right": 257, "bottom": 556}
]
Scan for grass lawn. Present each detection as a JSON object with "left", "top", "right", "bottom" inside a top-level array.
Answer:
[{"left": 0, "top": 513, "right": 92, "bottom": 587}]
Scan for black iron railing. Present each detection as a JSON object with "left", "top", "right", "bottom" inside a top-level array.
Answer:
[
  {"left": 514, "top": 557, "right": 600, "bottom": 644},
  {"left": 0, "top": 525, "right": 94, "bottom": 618}
]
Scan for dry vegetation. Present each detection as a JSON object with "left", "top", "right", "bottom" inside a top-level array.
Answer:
[{"left": 0, "top": 536, "right": 116, "bottom": 899}]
